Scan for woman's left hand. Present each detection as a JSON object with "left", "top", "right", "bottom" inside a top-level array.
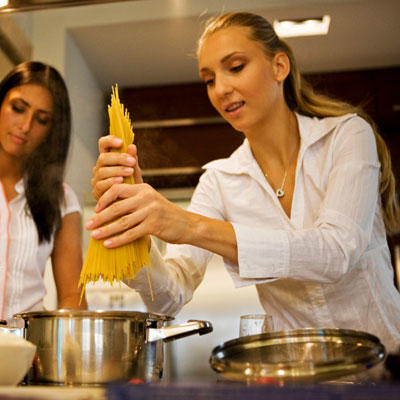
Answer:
[{"left": 85, "top": 182, "right": 193, "bottom": 248}]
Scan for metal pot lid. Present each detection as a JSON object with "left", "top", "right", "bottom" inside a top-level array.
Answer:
[
  {"left": 15, "top": 309, "right": 174, "bottom": 322},
  {"left": 210, "top": 328, "right": 386, "bottom": 383}
]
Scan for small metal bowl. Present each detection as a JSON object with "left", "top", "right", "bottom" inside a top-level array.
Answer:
[{"left": 210, "top": 328, "right": 385, "bottom": 383}]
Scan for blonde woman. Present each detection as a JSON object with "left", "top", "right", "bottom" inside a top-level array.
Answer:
[{"left": 87, "top": 12, "right": 400, "bottom": 353}]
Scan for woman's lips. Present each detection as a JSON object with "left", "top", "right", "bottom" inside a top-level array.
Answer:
[
  {"left": 225, "top": 101, "right": 245, "bottom": 116},
  {"left": 10, "top": 133, "right": 26, "bottom": 145}
]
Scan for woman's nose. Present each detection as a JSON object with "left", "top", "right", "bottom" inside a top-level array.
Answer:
[
  {"left": 214, "top": 76, "right": 233, "bottom": 98},
  {"left": 19, "top": 113, "right": 33, "bottom": 133}
]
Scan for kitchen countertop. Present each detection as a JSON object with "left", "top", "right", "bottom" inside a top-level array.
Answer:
[
  {"left": 107, "top": 382, "right": 400, "bottom": 400},
  {"left": 1, "top": 382, "right": 400, "bottom": 400},
  {"left": 0, "top": 386, "right": 105, "bottom": 400}
]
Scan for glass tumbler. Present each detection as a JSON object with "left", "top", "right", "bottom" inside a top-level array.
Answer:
[{"left": 239, "top": 314, "right": 274, "bottom": 337}]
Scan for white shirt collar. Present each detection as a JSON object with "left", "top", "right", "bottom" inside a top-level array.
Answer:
[
  {"left": 14, "top": 179, "right": 25, "bottom": 195},
  {"left": 203, "top": 112, "right": 356, "bottom": 176},
  {"left": 296, "top": 112, "right": 356, "bottom": 147}
]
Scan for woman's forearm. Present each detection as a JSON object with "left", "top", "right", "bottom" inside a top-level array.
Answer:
[
  {"left": 52, "top": 212, "right": 88, "bottom": 309},
  {"left": 183, "top": 211, "right": 238, "bottom": 264}
]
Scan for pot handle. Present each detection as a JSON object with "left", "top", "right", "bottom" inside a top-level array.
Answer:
[{"left": 147, "top": 319, "right": 213, "bottom": 343}]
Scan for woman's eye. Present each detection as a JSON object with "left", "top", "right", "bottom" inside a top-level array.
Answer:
[
  {"left": 231, "top": 64, "right": 244, "bottom": 73},
  {"left": 204, "top": 78, "right": 214, "bottom": 86},
  {"left": 36, "top": 117, "right": 50, "bottom": 126},
  {"left": 12, "top": 104, "right": 24, "bottom": 113}
]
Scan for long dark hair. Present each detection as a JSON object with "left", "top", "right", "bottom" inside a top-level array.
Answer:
[
  {"left": 198, "top": 12, "right": 399, "bottom": 234},
  {"left": 0, "top": 61, "right": 71, "bottom": 243}
]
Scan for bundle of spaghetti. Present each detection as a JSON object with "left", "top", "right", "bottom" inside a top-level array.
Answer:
[{"left": 79, "top": 85, "right": 152, "bottom": 301}]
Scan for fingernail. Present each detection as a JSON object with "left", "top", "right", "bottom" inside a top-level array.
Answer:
[
  {"left": 114, "top": 177, "right": 123, "bottom": 183},
  {"left": 85, "top": 220, "right": 94, "bottom": 229},
  {"left": 126, "top": 157, "right": 135, "bottom": 165},
  {"left": 123, "top": 167, "right": 133, "bottom": 174},
  {"left": 104, "top": 239, "right": 113, "bottom": 247},
  {"left": 91, "top": 230, "right": 101, "bottom": 238}
]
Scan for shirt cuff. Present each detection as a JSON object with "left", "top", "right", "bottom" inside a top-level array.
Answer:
[{"left": 232, "top": 223, "right": 290, "bottom": 279}]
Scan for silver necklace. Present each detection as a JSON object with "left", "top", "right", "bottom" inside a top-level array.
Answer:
[
  {"left": 265, "top": 147, "right": 297, "bottom": 199},
  {"left": 275, "top": 170, "right": 288, "bottom": 198},
  {"left": 265, "top": 170, "right": 288, "bottom": 198}
]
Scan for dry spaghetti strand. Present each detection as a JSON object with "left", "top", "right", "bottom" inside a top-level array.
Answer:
[{"left": 79, "top": 85, "right": 152, "bottom": 302}]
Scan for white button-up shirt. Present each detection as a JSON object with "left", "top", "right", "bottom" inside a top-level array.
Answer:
[
  {"left": 0, "top": 181, "right": 80, "bottom": 320},
  {"left": 129, "top": 113, "right": 400, "bottom": 352}
]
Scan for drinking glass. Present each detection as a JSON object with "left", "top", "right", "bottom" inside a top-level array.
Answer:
[{"left": 239, "top": 314, "right": 274, "bottom": 337}]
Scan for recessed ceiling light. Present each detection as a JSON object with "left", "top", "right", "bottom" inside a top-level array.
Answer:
[
  {"left": 273, "top": 15, "right": 331, "bottom": 38},
  {"left": 0, "top": 0, "right": 9, "bottom": 8}
]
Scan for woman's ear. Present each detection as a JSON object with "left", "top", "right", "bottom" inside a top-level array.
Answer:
[{"left": 272, "top": 52, "right": 290, "bottom": 83}]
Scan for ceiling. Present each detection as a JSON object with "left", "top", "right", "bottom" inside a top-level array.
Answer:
[
  {"left": 7, "top": 0, "right": 400, "bottom": 89},
  {"left": 0, "top": 0, "right": 135, "bottom": 13},
  {"left": 69, "top": 0, "right": 400, "bottom": 89}
]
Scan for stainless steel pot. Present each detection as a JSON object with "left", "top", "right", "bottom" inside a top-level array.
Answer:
[
  {"left": 0, "top": 309, "right": 212, "bottom": 386},
  {"left": 210, "top": 328, "right": 385, "bottom": 384}
]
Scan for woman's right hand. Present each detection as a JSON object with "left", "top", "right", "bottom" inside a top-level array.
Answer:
[
  {"left": 91, "top": 135, "right": 143, "bottom": 200},
  {"left": 87, "top": 135, "right": 238, "bottom": 262}
]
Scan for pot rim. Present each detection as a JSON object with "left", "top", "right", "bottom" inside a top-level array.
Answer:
[{"left": 15, "top": 309, "right": 174, "bottom": 321}]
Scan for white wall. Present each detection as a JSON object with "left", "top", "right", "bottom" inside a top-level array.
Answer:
[
  {"left": 0, "top": 50, "right": 13, "bottom": 80},
  {"left": 64, "top": 33, "right": 105, "bottom": 205}
]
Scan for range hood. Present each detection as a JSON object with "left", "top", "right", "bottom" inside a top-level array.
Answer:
[{"left": 0, "top": 0, "right": 138, "bottom": 13}]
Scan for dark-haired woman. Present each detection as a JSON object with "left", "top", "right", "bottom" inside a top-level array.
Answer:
[
  {"left": 87, "top": 12, "right": 400, "bottom": 353},
  {"left": 0, "top": 61, "right": 87, "bottom": 321}
]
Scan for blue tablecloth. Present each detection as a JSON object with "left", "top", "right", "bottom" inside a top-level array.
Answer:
[{"left": 108, "top": 382, "right": 400, "bottom": 400}]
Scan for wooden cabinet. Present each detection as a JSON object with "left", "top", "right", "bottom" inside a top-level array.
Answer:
[
  {"left": 121, "top": 83, "right": 217, "bottom": 120},
  {"left": 374, "top": 67, "right": 400, "bottom": 122},
  {"left": 305, "top": 69, "right": 378, "bottom": 119}
]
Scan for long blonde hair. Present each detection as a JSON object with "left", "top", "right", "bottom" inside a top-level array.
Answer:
[{"left": 198, "top": 12, "right": 399, "bottom": 235}]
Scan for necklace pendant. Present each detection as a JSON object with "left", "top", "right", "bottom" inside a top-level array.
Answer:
[{"left": 276, "top": 188, "right": 285, "bottom": 198}]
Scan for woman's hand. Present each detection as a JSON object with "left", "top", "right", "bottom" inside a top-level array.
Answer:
[
  {"left": 86, "top": 183, "right": 193, "bottom": 248},
  {"left": 87, "top": 135, "right": 238, "bottom": 262},
  {"left": 91, "top": 135, "right": 143, "bottom": 200}
]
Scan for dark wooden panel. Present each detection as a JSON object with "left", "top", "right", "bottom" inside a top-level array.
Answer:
[
  {"left": 374, "top": 67, "right": 400, "bottom": 122},
  {"left": 135, "top": 124, "right": 244, "bottom": 170},
  {"left": 120, "top": 83, "right": 218, "bottom": 120},
  {"left": 304, "top": 69, "right": 377, "bottom": 118}
]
